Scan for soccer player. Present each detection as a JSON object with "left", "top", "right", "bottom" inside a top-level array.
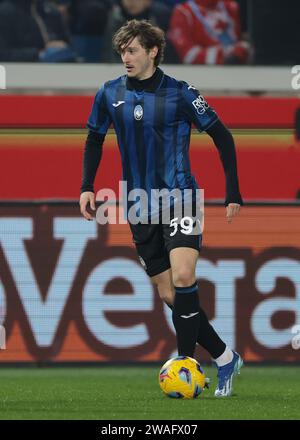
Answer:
[{"left": 80, "top": 19, "right": 243, "bottom": 397}]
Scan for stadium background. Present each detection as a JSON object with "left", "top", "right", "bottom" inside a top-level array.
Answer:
[{"left": 0, "top": 1, "right": 300, "bottom": 366}]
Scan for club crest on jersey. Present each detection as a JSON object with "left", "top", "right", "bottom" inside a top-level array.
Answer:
[
  {"left": 134, "top": 105, "right": 143, "bottom": 120},
  {"left": 192, "top": 94, "right": 209, "bottom": 115}
]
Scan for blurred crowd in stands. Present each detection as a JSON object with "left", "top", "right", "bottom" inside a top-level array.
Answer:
[{"left": 0, "top": 0, "right": 298, "bottom": 65}]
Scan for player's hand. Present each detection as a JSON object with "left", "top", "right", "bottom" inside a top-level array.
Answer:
[
  {"left": 79, "top": 191, "right": 96, "bottom": 221},
  {"left": 226, "top": 203, "right": 241, "bottom": 223}
]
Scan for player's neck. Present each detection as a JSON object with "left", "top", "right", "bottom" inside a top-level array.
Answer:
[
  {"left": 135, "top": 67, "right": 156, "bottom": 81},
  {"left": 127, "top": 67, "right": 163, "bottom": 93}
]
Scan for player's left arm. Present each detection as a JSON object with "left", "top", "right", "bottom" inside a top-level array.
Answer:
[
  {"left": 206, "top": 119, "right": 243, "bottom": 223},
  {"left": 180, "top": 83, "right": 243, "bottom": 223}
]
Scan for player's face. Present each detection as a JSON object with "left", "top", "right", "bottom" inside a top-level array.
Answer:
[{"left": 120, "top": 37, "right": 158, "bottom": 80}]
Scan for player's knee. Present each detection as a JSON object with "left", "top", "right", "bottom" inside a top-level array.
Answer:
[
  {"left": 153, "top": 278, "right": 174, "bottom": 304},
  {"left": 172, "top": 267, "right": 195, "bottom": 287},
  {"left": 157, "top": 287, "right": 174, "bottom": 305}
]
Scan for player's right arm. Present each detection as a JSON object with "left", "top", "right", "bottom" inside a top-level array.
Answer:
[
  {"left": 80, "top": 130, "right": 104, "bottom": 220},
  {"left": 80, "top": 85, "right": 112, "bottom": 220},
  {"left": 80, "top": 190, "right": 96, "bottom": 221}
]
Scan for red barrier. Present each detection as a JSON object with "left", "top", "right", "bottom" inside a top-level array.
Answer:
[
  {"left": 1, "top": 95, "right": 300, "bottom": 128},
  {"left": 1, "top": 133, "right": 300, "bottom": 200}
]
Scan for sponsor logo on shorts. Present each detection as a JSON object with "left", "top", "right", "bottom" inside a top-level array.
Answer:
[{"left": 138, "top": 255, "right": 147, "bottom": 270}]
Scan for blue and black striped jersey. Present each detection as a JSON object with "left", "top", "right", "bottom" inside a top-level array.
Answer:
[{"left": 87, "top": 67, "right": 218, "bottom": 202}]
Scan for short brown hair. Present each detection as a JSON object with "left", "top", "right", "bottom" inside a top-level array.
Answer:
[{"left": 112, "top": 19, "right": 166, "bottom": 66}]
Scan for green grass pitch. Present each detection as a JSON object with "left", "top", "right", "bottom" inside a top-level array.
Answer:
[{"left": 0, "top": 366, "right": 299, "bottom": 420}]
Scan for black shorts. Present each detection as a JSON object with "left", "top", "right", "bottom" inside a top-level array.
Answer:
[{"left": 129, "top": 217, "right": 202, "bottom": 278}]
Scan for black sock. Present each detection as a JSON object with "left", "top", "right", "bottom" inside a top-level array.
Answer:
[
  {"left": 166, "top": 288, "right": 226, "bottom": 359},
  {"left": 196, "top": 307, "right": 226, "bottom": 358},
  {"left": 172, "top": 282, "right": 200, "bottom": 357}
]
